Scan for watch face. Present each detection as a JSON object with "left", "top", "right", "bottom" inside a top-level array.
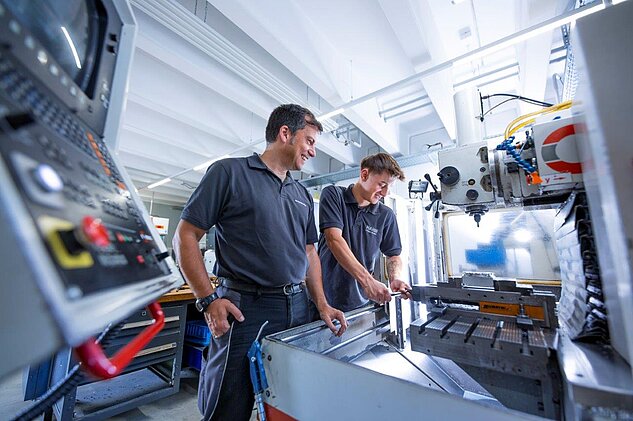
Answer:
[{"left": 195, "top": 299, "right": 206, "bottom": 312}]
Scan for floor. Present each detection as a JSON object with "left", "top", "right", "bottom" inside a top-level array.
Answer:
[
  {"left": 1, "top": 367, "right": 260, "bottom": 420},
  {"left": 0, "top": 367, "right": 247, "bottom": 420},
  {"left": 0, "top": 369, "right": 199, "bottom": 420}
]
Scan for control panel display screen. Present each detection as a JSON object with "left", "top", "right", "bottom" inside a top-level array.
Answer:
[{"left": 6, "top": 0, "right": 100, "bottom": 95}]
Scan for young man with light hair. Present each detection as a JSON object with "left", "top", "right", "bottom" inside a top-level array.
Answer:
[{"left": 317, "top": 153, "right": 411, "bottom": 312}]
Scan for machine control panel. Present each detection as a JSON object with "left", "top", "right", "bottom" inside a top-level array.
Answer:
[
  {"left": 0, "top": 51, "right": 171, "bottom": 297},
  {"left": 0, "top": 1, "right": 182, "bottom": 375}
]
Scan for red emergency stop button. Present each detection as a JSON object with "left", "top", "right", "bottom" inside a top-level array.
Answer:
[{"left": 81, "top": 216, "right": 110, "bottom": 248}]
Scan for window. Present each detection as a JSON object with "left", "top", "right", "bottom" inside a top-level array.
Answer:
[{"left": 443, "top": 208, "right": 560, "bottom": 281}]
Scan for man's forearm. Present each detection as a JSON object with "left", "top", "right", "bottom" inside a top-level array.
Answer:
[
  {"left": 173, "top": 229, "right": 213, "bottom": 298},
  {"left": 386, "top": 256, "right": 403, "bottom": 283},
  {"left": 305, "top": 276, "right": 328, "bottom": 309},
  {"left": 305, "top": 245, "right": 329, "bottom": 309}
]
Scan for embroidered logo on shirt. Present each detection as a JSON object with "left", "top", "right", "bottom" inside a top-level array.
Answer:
[
  {"left": 294, "top": 199, "right": 307, "bottom": 208},
  {"left": 365, "top": 225, "right": 378, "bottom": 236}
]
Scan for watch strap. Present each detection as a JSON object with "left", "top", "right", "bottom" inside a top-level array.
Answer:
[{"left": 195, "top": 292, "right": 219, "bottom": 313}]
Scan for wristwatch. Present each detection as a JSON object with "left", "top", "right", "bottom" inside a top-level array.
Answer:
[{"left": 195, "top": 292, "right": 219, "bottom": 313}]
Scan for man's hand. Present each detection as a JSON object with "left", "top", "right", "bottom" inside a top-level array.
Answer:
[
  {"left": 318, "top": 304, "right": 348, "bottom": 337},
  {"left": 361, "top": 277, "right": 392, "bottom": 305},
  {"left": 390, "top": 279, "right": 412, "bottom": 300},
  {"left": 204, "top": 298, "right": 244, "bottom": 338}
]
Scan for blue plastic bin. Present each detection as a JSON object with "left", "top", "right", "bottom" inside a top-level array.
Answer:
[
  {"left": 183, "top": 344, "right": 205, "bottom": 370},
  {"left": 185, "top": 320, "right": 211, "bottom": 346}
]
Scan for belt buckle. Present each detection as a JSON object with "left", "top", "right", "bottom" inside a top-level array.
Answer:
[{"left": 283, "top": 284, "right": 297, "bottom": 295}]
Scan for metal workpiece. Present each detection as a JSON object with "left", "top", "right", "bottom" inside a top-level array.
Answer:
[
  {"left": 393, "top": 296, "right": 405, "bottom": 350},
  {"left": 409, "top": 284, "right": 427, "bottom": 302},
  {"left": 275, "top": 306, "right": 389, "bottom": 360}
]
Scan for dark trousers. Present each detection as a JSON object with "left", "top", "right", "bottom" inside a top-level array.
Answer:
[{"left": 199, "top": 286, "right": 310, "bottom": 421}]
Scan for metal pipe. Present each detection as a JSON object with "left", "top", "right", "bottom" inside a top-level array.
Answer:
[
  {"left": 383, "top": 102, "right": 433, "bottom": 122},
  {"left": 453, "top": 62, "right": 518, "bottom": 89}
]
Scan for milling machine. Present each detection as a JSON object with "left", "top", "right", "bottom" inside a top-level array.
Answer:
[{"left": 255, "top": 3, "right": 633, "bottom": 420}]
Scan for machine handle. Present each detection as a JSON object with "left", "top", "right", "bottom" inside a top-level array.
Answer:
[{"left": 74, "top": 302, "right": 165, "bottom": 379}]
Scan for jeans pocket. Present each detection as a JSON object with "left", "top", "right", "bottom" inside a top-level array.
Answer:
[{"left": 215, "top": 285, "right": 242, "bottom": 310}]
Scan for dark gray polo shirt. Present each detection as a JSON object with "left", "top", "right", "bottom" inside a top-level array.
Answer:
[
  {"left": 318, "top": 184, "right": 402, "bottom": 312},
  {"left": 181, "top": 154, "right": 318, "bottom": 287}
]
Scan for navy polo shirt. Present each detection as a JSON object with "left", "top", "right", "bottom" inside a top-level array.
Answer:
[
  {"left": 318, "top": 184, "right": 402, "bottom": 312},
  {"left": 181, "top": 154, "right": 318, "bottom": 287}
]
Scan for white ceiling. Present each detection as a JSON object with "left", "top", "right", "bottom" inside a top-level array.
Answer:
[{"left": 120, "top": 0, "right": 573, "bottom": 206}]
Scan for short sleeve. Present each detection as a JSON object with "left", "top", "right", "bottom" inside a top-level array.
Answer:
[
  {"left": 380, "top": 210, "right": 402, "bottom": 257},
  {"left": 180, "top": 162, "right": 230, "bottom": 231},
  {"left": 319, "top": 186, "right": 344, "bottom": 232}
]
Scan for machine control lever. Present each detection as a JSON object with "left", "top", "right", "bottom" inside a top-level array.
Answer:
[
  {"left": 74, "top": 302, "right": 165, "bottom": 379},
  {"left": 423, "top": 174, "right": 442, "bottom": 218}
]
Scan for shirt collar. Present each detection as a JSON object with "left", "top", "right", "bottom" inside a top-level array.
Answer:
[
  {"left": 247, "top": 153, "right": 294, "bottom": 184},
  {"left": 344, "top": 184, "right": 379, "bottom": 214},
  {"left": 247, "top": 153, "right": 267, "bottom": 170}
]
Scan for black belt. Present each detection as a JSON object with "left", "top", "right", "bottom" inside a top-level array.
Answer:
[{"left": 219, "top": 278, "right": 305, "bottom": 296}]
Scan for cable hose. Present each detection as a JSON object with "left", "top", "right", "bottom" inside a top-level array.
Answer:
[
  {"left": 11, "top": 364, "right": 84, "bottom": 421},
  {"left": 10, "top": 320, "right": 126, "bottom": 421}
]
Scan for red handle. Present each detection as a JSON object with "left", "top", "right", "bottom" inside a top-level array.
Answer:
[{"left": 74, "top": 302, "right": 165, "bottom": 379}]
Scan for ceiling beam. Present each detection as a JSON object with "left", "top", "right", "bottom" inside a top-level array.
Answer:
[
  {"left": 210, "top": 0, "right": 402, "bottom": 154},
  {"left": 125, "top": 93, "right": 251, "bottom": 149},
  {"left": 131, "top": 7, "right": 356, "bottom": 167}
]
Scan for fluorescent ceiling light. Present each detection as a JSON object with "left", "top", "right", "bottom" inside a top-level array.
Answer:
[
  {"left": 453, "top": 3, "right": 605, "bottom": 67},
  {"left": 319, "top": 108, "right": 345, "bottom": 121},
  {"left": 193, "top": 155, "right": 228, "bottom": 172},
  {"left": 147, "top": 178, "right": 172, "bottom": 189},
  {"left": 61, "top": 26, "right": 82, "bottom": 69}
]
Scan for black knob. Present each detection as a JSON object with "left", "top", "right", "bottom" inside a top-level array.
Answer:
[
  {"left": 57, "top": 229, "right": 86, "bottom": 255},
  {"left": 438, "top": 166, "right": 460, "bottom": 186},
  {"left": 466, "top": 189, "right": 479, "bottom": 200}
]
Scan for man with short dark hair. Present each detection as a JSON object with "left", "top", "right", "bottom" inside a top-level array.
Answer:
[
  {"left": 318, "top": 153, "right": 411, "bottom": 312},
  {"left": 173, "top": 103, "right": 347, "bottom": 421}
]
